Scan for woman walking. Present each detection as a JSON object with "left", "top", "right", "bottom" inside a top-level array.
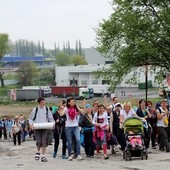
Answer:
[
  {"left": 12, "top": 116, "right": 21, "bottom": 145},
  {"left": 92, "top": 104, "right": 109, "bottom": 159},
  {"left": 61, "top": 97, "right": 85, "bottom": 161},
  {"left": 79, "top": 103, "right": 95, "bottom": 158},
  {"left": 53, "top": 104, "right": 67, "bottom": 159}
]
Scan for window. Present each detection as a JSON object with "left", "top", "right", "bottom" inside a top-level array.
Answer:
[
  {"left": 81, "top": 80, "right": 88, "bottom": 86},
  {"left": 92, "top": 79, "right": 98, "bottom": 84}
]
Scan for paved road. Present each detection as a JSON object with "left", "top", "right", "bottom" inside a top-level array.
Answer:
[
  {"left": 45, "top": 87, "right": 159, "bottom": 104},
  {"left": 0, "top": 139, "right": 169, "bottom": 170}
]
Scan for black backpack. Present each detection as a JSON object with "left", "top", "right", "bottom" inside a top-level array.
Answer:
[{"left": 33, "top": 106, "right": 49, "bottom": 121}]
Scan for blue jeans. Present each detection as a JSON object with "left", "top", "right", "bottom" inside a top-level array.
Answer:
[{"left": 65, "top": 126, "right": 80, "bottom": 156}]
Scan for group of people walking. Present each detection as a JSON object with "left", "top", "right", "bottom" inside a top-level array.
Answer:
[
  {"left": 7, "top": 96, "right": 170, "bottom": 163},
  {"left": 0, "top": 115, "right": 28, "bottom": 145}
]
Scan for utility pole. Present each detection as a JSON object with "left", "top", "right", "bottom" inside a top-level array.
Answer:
[{"left": 145, "top": 54, "right": 148, "bottom": 105}]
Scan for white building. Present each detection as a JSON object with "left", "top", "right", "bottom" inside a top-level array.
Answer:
[
  {"left": 55, "top": 64, "right": 110, "bottom": 86},
  {"left": 55, "top": 64, "right": 158, "bottom": 88}
]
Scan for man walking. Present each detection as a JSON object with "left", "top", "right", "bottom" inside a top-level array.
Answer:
[{"left": 29, "top": 97, "right": 54, "bottom": 162}]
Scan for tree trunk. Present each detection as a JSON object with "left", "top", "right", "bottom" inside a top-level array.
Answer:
[{"left": 0, "top": 72, "right": 5, "bottom": 87}]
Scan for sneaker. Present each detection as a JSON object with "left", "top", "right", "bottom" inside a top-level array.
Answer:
[
  {"left": 62, "top": 155, "right": 68, "bottom": 159},
  {"left": 104, "top": 156, "right": 109, "bottom": 160},
  {"left": 152, "top": 146, "right": 156, "bottom": 149},
  {"left": 35, "top": 152, "right": 40, "bottom": 161},
  {"left": 68, "top": 155, "right": 73, "bottom": 161},
  {"left": 166, "top": 147, "right": 169, "bottom": 152},
  {"left": 53, "top": 152, "right": 57, "bottom": 158},
  {"left": 41, "top": 157, "right": 48, "bottom": 162},
  {"left": 76, "top": 155, "right": 83, "bottom": 160},
  {"left": 90, "top": 155, "right": 94, "bottom": 158},
  {"left": 160, "top": 147, "right": 165, "bottom": 151}
]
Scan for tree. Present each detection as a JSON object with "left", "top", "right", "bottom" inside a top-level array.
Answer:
[
  {"left": 70, "top": 55, "right": 87, "bottom": 65},
  {"left": 38, "top": 68, "right": 55, "bottom": 86},
  {"left": 17, "top": 61, "right": 38, "bottom": 86},
  {"left": 0, "top": 33, "right": 9, "bottom": 87},
  {"left": 55, "top": 52, "right": 71, "bottom": 66},
  {"left": 95, "top": 0, "right": 170, "bottom": 88}
]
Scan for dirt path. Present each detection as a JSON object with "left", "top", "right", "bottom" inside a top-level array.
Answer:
[{"left": 0, "top": 105, "right": 33, "bottom": 118}]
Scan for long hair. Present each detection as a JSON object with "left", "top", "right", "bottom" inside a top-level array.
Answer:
[{"left": 66, "top": 97, "right": 78, "bottom": 111}]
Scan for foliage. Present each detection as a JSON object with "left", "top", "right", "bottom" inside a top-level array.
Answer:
[
  {"left": 0, "top": 33, "right": 9, "bottom": 87},
  {"left": 95, "top": 0, "right": 170, "bottom": 89},
  {"left": 38, "top": 68, "right": 55, "bottom": 86},
  {"left": 0, "top": 34, "right": 9, "bottom": 59},
  {"left": 70, "top": 55, "right": 87, "bottom": 65},
  {"left": 3, "top": 73, "right": 17, "bottom": 80},
  {"left": 55, "top": 52, "right": 71, "bottom": 66},
  {"left": 17, "top": 61, "right": 38, "bottom": 86}
]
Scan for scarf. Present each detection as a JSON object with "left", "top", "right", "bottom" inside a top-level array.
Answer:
[{"left": 68, "top": 107, "right": 77, "bottom": 120}]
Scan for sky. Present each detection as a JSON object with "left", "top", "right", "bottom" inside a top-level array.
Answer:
[{"left": 0, "top": 0, "right": 113, "bottom": 49}]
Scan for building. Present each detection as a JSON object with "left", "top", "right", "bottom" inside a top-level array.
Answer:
[
  {"left": 0, "top": 56, "right": 54, "bottom": 68},
  {"left": 55, "top": 64, "right": 110, "bottom": 86},
  {"left": 55, "top": 64, "right": 158, "bottom": 88}
]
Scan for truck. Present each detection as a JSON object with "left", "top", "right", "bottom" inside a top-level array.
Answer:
[
  {"left": 50, "top": 86, "right": 94, "bottom": 99},
  {"left": 8, "top": 89, "right": 44, "bottom": 101},
  {"left": 22, "top": 86, "right": 51, "bottom": 97},
  {"left": 87, "top": 84, "right": 110, "bottom": 97},
  {"left": 76, "top": 87, "right": 94, "bottom": 100}
]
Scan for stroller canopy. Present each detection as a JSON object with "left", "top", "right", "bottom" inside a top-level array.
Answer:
[{"left": 123, "top": 117, "right": 144, "bottom": 134}]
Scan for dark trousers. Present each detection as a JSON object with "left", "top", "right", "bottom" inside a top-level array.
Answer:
[
  {"left": 165, "top": 127, "right": 170, "bottom": 143},
  {"left": 144, "top": 127, "right": 151, "bottom": 149},
  {"left": 3, "top": 128, "right": 7, "bottom": 140},
  {"left": 53, "top": 131, "right": 67, "bottom": 156},
  {"left": 84, "top": 130, "right": 95, "bottom": 156},
  {"left": 13, "top": 131, "right": 21, "bottom": 145},
  {"left": 120, "top": 129, "right": 126, "bottom": 151},
  {"left": 157, "top": 127, "right": 169, "bottom": 149},
  {"left": 0, "top": 129, "right": 2, "bottom": 139},
  {"left": 151, "top": 126, "right": 157, "bottom": 147}
]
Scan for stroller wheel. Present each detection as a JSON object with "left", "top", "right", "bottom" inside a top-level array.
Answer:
[
  {"left": 125, "top": 151, "right": 128, "bottom": 161},
  {"left": 141, "top": 151, "right": 144, "bottom": 160},
  {"left": 128, "top": 152, "right": 131, "bottom": 161}
]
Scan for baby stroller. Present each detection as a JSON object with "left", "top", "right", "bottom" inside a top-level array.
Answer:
[{"left": 123, "top": 117, "right": 148, "bottom": 161}]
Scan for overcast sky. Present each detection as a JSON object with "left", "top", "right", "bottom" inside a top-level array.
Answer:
[{"left": 0, "top": 0, "right": 113, "bottom": 49}]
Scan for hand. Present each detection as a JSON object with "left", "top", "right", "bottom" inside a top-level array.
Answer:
[
  {"left": 95, "top": 123, "right": 100, "bottom": 127},
  {"left": 56, "top": 119, "right": 59, "bottom": 123},
  {"left": 30, "top": 125, "right": 34, "bottom": 131},
  {"left": 119, "top": 123, "right": 123, "bottom": 129},
  {"left": 106, "top": 126, "right": 109, "bottom": 131},
  {"left": 164, "top": 110, "right": 169, "bottom": 116}
]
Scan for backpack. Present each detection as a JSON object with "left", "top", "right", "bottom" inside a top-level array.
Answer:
[
  {"left": 157, "top": 107, "right": 170, "bottom": 126},
  {"left": 33, "top": 106, "right": 49, "bottom": 121}
]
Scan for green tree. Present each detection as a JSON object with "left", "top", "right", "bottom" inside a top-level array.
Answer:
[
  {"left": 96, "top": 0, "right": 170, "bottom": 88},
  {"left": 70, "top": 55, "right": 87, "bottom": 65},
  {"left": 17, "top": 61, "right": 38, "bottom": 86},
  {"left": 0, "top": 33, "right": 9, "bottom": 87},
  {"left": 55, "top": 52, "right": 70, "bottom": 66},
  {"left": 38, "top": 68, "right": 55, "bottom": 86}
]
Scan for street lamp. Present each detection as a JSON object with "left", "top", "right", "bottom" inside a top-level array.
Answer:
[{"left": 72, "top": 77, "right": 76, "bottom": 100}]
